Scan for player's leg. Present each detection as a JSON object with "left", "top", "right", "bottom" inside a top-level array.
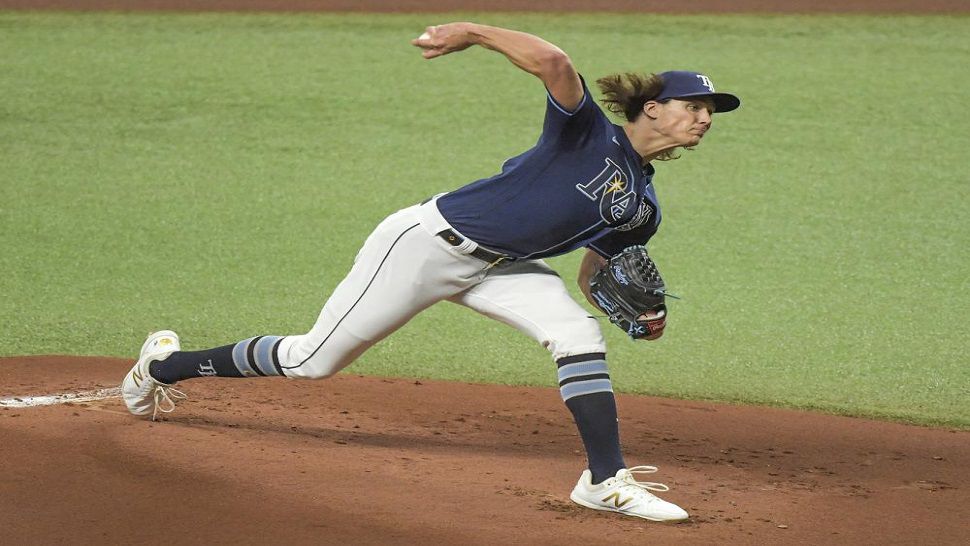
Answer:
[
  {"left": 449, "top": 259, "right": 688, "bottom": 521},
  {"left": 123, "top": 332, "right": 286, "bottom": 418},
  {"left": 123, "top": 202, "right": 488, "bottom": 417},
  {"left": 448, "top": 260, "right": 624, "bottom": 480},
  {"left": 276, "top": 203, "right": 489, "bottom": 379}
]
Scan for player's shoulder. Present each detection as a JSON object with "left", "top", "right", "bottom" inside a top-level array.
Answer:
[{"left": 547, "top": 75, "right": 601, "bottom": 115}]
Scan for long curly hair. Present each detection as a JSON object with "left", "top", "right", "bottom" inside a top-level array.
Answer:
[{"left": 596, "top": 72, "right": 681, "bottom": 161}]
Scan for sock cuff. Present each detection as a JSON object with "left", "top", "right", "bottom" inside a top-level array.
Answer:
[
  {"left": 557, "top": 352, "right": 606, "bottom": 366},
  {"left": 555, "top": 353, "right": 612, "bottom": 401},
  {"left": 232, "top": 336, "right": 285, "bottom": 377}
]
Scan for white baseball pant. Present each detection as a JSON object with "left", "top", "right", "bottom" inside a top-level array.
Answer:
[{"left": 276, "top": 197, "right": 605, "bottom": 379}]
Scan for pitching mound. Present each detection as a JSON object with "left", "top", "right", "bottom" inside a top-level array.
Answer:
[{"left": 0, "top": 356, "right": 966, "bottom": 544}]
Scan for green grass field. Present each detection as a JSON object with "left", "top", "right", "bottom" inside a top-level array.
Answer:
[{"left": 1, "top": 12, "right": 967, "bottom": 427}]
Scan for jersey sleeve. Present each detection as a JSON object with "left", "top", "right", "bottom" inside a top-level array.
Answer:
[
  {"left": 585, "top": 224, "right": 656, "bottom": 258},
  {"left": 540, "top": 75, "right": 603, "bottom": 146}
]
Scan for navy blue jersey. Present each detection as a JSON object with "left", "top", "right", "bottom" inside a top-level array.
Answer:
[{"left": 436, "top": 78, "right": 662, "bottom": 259}]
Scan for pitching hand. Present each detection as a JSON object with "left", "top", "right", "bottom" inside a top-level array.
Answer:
[{"left": 411, "top": 23, "right": 477, "bottom": 59}]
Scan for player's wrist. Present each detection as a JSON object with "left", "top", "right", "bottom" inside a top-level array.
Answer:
[{"left": 461, "top": 22, "right": 488, "bottom": 46}]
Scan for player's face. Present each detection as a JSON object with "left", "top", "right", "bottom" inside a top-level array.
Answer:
[{"left": 654, "top": 98, "right": 714, "bottom": 147}]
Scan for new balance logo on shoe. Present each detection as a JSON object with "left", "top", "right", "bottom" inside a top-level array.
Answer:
[
  {"left": 602, "top": 492, "right": 633, "bottom": 508},
  {"left": 130, "top": 369, "right": 144, "bottom": 387}
]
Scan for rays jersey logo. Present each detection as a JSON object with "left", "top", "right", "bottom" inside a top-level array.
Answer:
[
  {"left": 576, "top": 158, "right": 653, "bottom": 231},
  {"left": 615, "top": 199, "right": 654, "bottom": 232},
  {"left": 575, "top": 158, "right": 636, "bottom": 224}
]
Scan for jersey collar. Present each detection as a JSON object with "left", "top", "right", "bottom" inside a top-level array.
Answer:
[{"left": 612, "top": 125, "right": 653, "bottom": 176}]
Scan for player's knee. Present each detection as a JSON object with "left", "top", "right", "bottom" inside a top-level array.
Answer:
[
  {"left": 276, "top": 335, "right": 357, "bottom": 380},
  {"left": 281, "top": 360, "right": 342, "bottom": 380},
  {"left": 543, "top": 317, "right": 606, "bottom": 361}
]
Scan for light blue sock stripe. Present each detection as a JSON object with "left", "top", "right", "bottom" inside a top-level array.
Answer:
[
  {"left": 253, "top": 336, "right": 282, "bottom": 376},
  {"left": 557, "top": 360, "right": 609, "bottom": 383},
  {"left": 560, "top": 379, "right": 614, "bottom": 401},
  {"left": 232, "top": 337, "right": 258, "bottom": 377}
]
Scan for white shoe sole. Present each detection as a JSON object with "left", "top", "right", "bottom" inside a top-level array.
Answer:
[{"left": 569, "top": 491, "right": 689, "bottom": 522}]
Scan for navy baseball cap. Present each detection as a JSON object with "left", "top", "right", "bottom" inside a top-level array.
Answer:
[{"left": 655, "top": 71, "right": 740, "bottom": 113}]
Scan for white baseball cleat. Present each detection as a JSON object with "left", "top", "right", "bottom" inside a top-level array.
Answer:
[
  {"left": 121, "top": 330, "right": 186, "bottom": 420},
  {"left": 570, "top": 466, "right": 689, "bottom": 522}
]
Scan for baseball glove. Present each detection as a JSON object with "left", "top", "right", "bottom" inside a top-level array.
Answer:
[{"left": 589, "top": 246, "right": 670, "bottom": 339}]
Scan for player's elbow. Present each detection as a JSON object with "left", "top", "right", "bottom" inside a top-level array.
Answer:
[
  {"left": 535, "top": 47, "right": 574, "bottom": 79},
  {"left": 539, "top": 50, "right": 583, "bottom": 112}
]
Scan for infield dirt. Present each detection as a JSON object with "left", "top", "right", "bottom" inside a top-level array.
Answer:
[
  {"left": 2, "top": 0, "right": 968, "bottom": 544},
  {"left": 1, "top": 356, "right": 967, "bottom": 545}
]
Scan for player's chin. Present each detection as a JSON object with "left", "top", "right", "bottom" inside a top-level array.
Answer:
[{"left": 638, "top": 330, "right": 664, "bottom": 341}]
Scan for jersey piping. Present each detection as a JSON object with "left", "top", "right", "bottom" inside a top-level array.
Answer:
[{"left": 287, "top": 223, "right": 421, "bottom": 369}]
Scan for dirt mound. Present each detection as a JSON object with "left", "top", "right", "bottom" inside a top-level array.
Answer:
[{"left": 1, "top": 355, "right": 966, "bottom": 544}]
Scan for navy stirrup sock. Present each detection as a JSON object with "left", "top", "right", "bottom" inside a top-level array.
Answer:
[
  {"left": 557, "top": 353, "right": 626, "bottom": 484},
  {"left": 149, "top": 336, "right": 285, "bottom": 384}
]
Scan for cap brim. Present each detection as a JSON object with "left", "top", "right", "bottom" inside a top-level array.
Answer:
[
  {"left": 672, "top": 92, "right": 741, "bottom": 113},
  {"left": 711, "top": 93, "right": 741, "bottom": 113}
]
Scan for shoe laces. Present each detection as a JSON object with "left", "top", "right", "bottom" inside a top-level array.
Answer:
[
  {"left": 152, "top": 385, "right": 187, "bottom": 421},
  {"left": 618, "top": 465, "right": 671, "bottom": 493}
]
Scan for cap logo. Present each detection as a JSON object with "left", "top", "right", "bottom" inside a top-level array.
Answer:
[{"left": 696, "top": 74, "right": 715, "bottom": 92}]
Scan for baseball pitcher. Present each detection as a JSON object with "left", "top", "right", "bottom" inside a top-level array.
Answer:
[{"left": 123, "top": 22, "right": 740, "bottom": 522}]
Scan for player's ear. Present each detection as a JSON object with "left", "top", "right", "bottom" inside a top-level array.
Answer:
[{"left": 642, "top": 100, "right": 662, "bottom": 120}]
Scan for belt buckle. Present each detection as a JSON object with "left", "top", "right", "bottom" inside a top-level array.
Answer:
[{"left": 487, "top": 254, "right": 515, "bottom": 268}]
